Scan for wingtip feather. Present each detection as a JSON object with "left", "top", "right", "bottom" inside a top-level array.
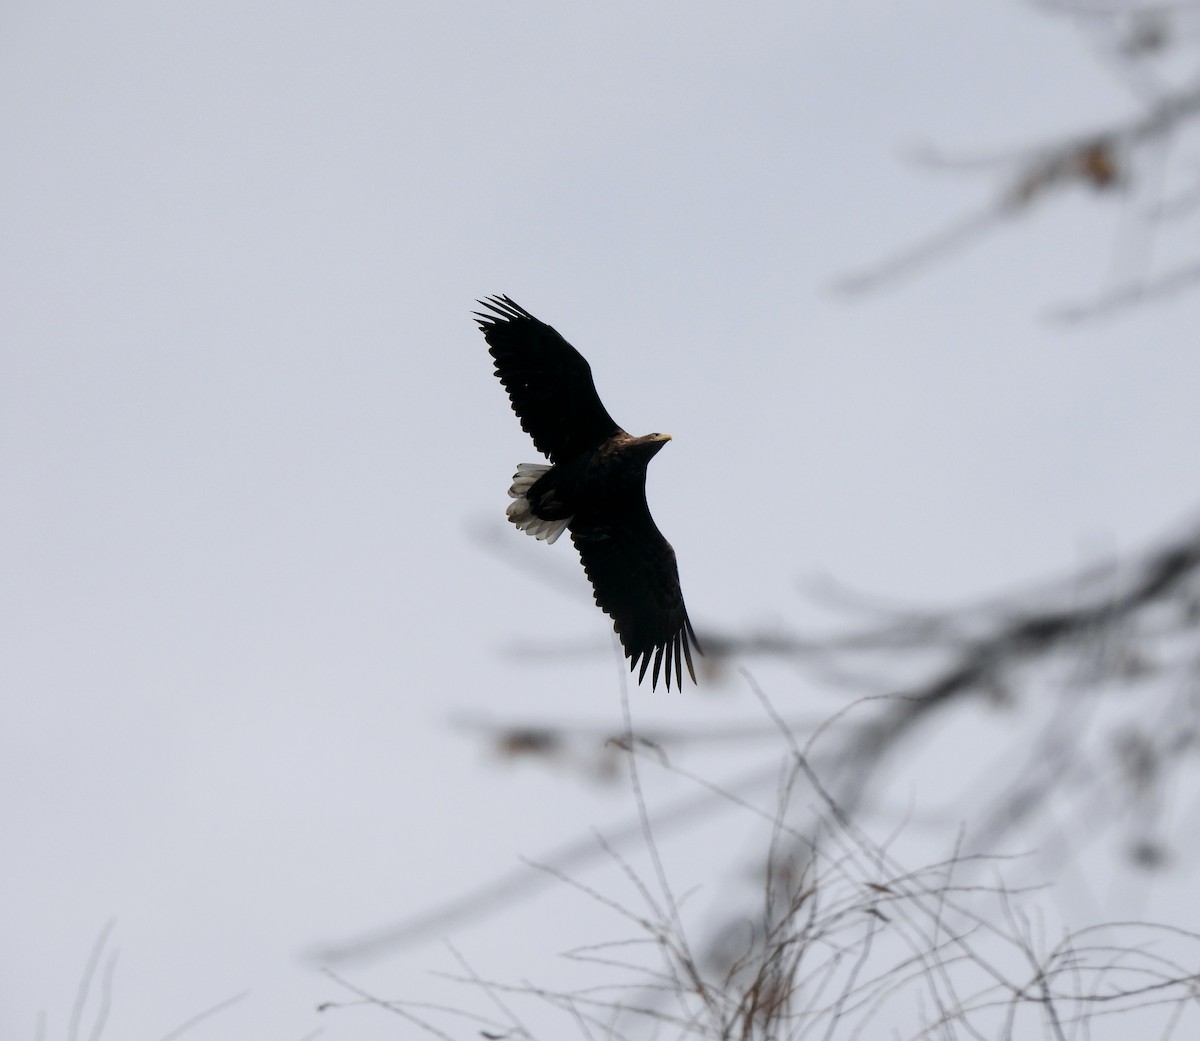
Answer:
[
  {"left": 651, "top": 645, "right": 665, "bottom": 692},
  {"left": 621, "top": 620, "right": 702, "bottom": 692},
  {"left": 636, "top": 652, "right": 651, "bottom": 685},
  {"left": 682, "top": 632, "right": 697, "bottom": 686}
]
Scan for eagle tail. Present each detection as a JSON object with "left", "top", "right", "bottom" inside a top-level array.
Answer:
[{"left": 506, "top": 463, "right": 571, "bottom": 545}]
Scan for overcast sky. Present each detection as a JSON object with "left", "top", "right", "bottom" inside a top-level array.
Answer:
[{"left": 4, "top": 2, "right": 1200, "bottom": 1039}]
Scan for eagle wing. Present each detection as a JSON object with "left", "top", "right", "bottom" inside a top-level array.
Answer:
[
  {"left": 570, "top": 501, "right": 700, "bottom": 691},
  {"left": 475, "top": 295, "right": 622, "bottom": 463}
]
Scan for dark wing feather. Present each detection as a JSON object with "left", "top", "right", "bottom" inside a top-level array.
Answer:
[
  {"left": 475, "top": 295, "right": 622, "bottom": 463},
  {"left": 570, "top": 502, "right": 701, "bottom": 692}
]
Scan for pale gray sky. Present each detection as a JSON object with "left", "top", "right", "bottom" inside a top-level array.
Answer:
[{"left": 4, "top": 2, "right": 1199, "bottom": 1038}]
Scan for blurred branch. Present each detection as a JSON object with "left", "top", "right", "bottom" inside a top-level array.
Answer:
[
  {"left": 321, "top": 513, "right": 1200, "bottom": 975},
  {"left": 306, "top": 756, "right": 784, "bottom": 966},
  {"left": 1047, "top": 256, "right": 1200, "bottom": 318},
  {"left": 835, "top": 2, "right": 1200, "bottom": 312},
  {"left": 325, "top": 736, "right": 1200, "bottom": 1040}
]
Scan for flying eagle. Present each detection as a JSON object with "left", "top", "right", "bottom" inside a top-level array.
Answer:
[{"left": 475, "top": 295, "right": 701, "bottom": 691}]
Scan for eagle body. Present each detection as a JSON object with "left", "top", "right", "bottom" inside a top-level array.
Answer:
[
  {"left": 522, "top": 433, "right": 669, "bottom": 523},
  {"left": 475, "top": 295, "right": 700, "bottom": 691}
]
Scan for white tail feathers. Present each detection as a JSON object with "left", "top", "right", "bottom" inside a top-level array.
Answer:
[{"left": 507, "top": 463, "right": 571, "bottom": 544}]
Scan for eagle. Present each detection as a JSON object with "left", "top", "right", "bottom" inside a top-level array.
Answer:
[{"left": 475, "top": 295, "right": 701, "bottom": 691}]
